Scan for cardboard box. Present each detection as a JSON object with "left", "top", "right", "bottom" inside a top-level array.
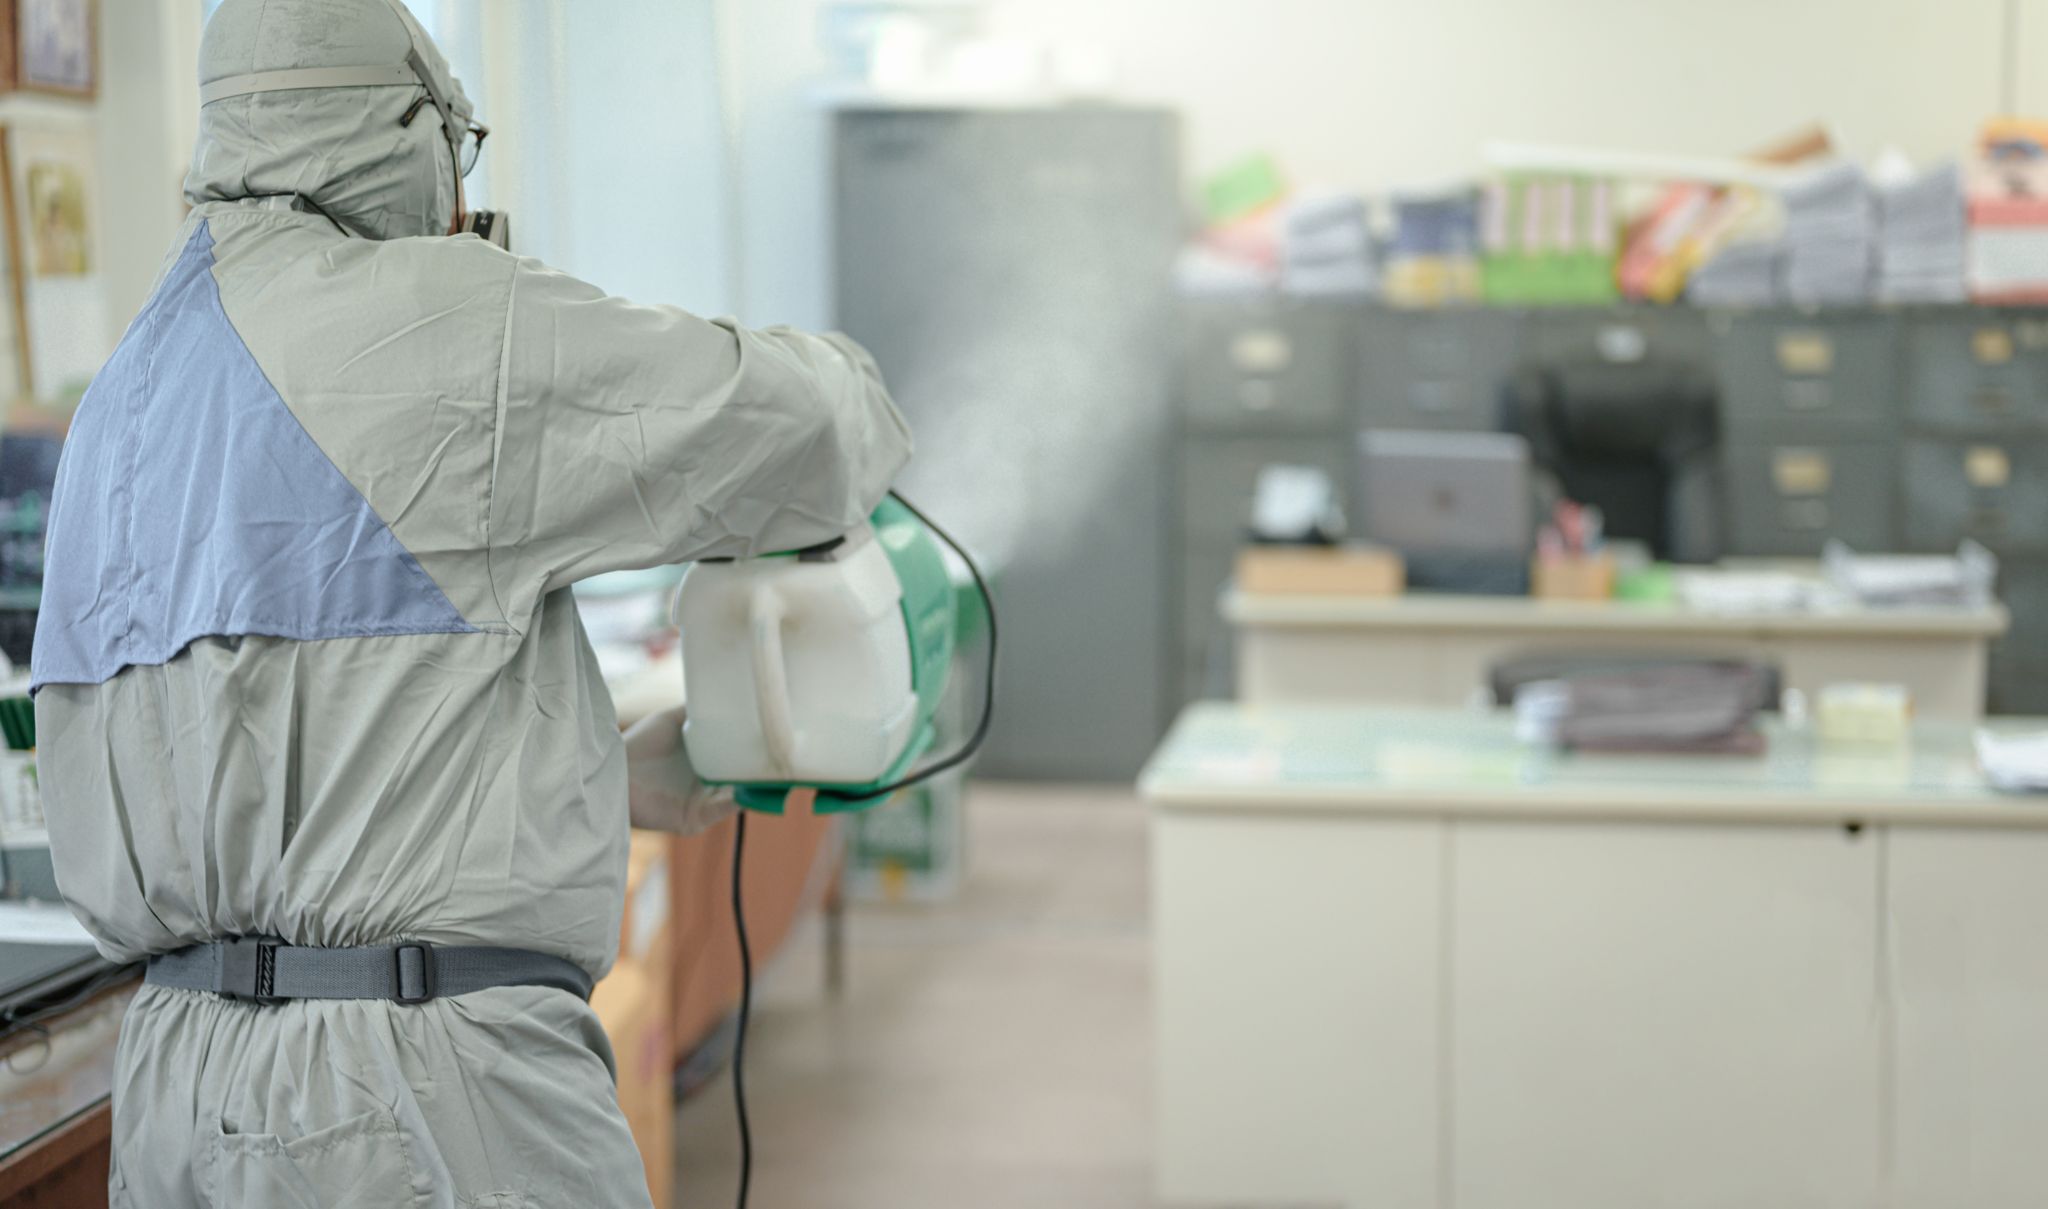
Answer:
[
  {"left": 1532, "top": 553, "right": 1618, "bottom": 601},
  {"left": 1236, "top": 544, "right": 1405, "bottom": 597},
  {"left": 593, "top": 831, "right": 675, "bottom": 1209}
]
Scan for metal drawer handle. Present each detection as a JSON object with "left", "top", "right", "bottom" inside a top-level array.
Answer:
[
  {"left": 1973, "top": 386, "right": 2015, "bottom": 414},
  {"left": 1782, "top": 380, "right": 1833, "bottom": 412},
  {"left": 1238, "top": 380, "right": 1279, "bottom": 411},
  {"left": 1781, "top": 499, "right": 1830, "bottom": 531}
]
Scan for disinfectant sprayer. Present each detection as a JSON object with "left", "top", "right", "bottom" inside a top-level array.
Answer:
[
  {"left": 676, "top": 493, "right": 996, "bottom": 814},
  {"left": 679, "top": 491, "right": 996, "bottom": 1209}
]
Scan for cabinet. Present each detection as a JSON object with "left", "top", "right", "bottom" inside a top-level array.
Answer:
[
  {"left": 834, "top": 107, "right": 1181, "bottom": 779},
  {"left": 1154, "top": 811, "right": 1442, "bottom": 1208},
  {"left": 1357, "top": 308, "right": 1521, "bottom": 431},
  {"left": 1452, "top": 823, "right": 1883, "bottom": 1209},
  {"left": 1151, "top": 794, "right": 2048, "bottom": 1206},
  {"left": 1183, "top": 299, "right": 1357, "bottom": 433},
  {"left": 1887, "top": 829, "right": 2048, "bottom": 1209}
]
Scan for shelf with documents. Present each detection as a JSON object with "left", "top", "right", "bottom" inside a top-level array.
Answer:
[{"left": 1169, "top": 297, "right": 2048, "bottom": 713}]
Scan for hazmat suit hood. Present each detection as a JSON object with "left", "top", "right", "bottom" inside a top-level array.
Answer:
[{"left": 185, "top": 0, "right": 472, "bottom": 240}]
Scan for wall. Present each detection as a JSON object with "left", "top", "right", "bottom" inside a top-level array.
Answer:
[
  {"left": 980, "top": 0, "right": 2019, "bottom": 195},
  {"left": 155, "top": 2, "right": 2048, "bottom": 336},
  {"left": 95, "top": 0, "right": 199, "bottom": 330},
  {"left": 450, "top": 0, "right": 734, "bottom": 317}
]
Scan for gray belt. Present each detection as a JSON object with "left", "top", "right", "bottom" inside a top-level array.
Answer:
[{"left": 145, "top": 938, "right": 593, "bottom": 1005}]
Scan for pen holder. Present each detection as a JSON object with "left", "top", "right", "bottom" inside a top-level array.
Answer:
[{"left": 1531, "top": 552, "right": 1617, "bottom": 601}]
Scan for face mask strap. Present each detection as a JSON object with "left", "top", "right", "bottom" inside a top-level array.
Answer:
[{"left": 402, "top": 48, "right": 467, "bottom": 225}]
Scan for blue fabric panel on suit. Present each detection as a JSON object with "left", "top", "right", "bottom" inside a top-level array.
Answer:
[{"left": 31, "top": 221, "right": 475, "bottom": 690}]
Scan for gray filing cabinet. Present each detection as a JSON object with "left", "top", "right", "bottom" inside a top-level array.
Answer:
[
  {"left": 1174, "top": 298, "right": 1357, "bottom": 701},
  {"left": 1717, "top": 312, "right": 1903, "bottom": 555},
  {"left": 1992, "top": 559, "right": 2048, "bottom": 713},
  {"left": 1358, "top": 308, "right": 1521, "bottom": 431},
  {"left": 1903, "top": 312, "right": 2048, "bottom": 434},
  {"left": 1899, "top": 312, "right": 2048, "bottom": 712},
  {"left": 834, "top": 106, "right": 1180, "bottom": 780},
  {"left": 1901, "top": 436, "right": 2048, "bottom": 554},
  {"left": 1166, "top": 299, "right": 2048, "bottom": 715}
]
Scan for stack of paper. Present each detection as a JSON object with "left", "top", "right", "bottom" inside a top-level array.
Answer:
[
  {"left": 1876, "top": 162, "right": 1968, "bottom": 303},
  {"left": 1175, "top": 245, "right": 1275, "bottom": 298},
  {"left": 1687, "top": 238, "right": 1783, "bottom": 307},
  {"left": 1281, "top": 193, "right": 1378, "bottom": 298},
  {"left": 1824, "top": 539, "right": 1997, "bottom": 609},
  {"left": 1976, "top": 729, "right": 2048, "bottom": 793},
  {"left": 1676, "top": 569, "right": 1821, "bottom": 614},
  {"left": 1780, "top": 162, "right": 1875, "bottom": 304}
]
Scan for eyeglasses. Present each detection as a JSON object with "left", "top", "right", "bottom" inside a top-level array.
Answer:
[{"left": 400, "top": 93, "right": 490, "bottom": 178}]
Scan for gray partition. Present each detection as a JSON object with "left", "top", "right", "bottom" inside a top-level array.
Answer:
[{"left": 833, "top": 107, "right": 1181, "bottom": 780}]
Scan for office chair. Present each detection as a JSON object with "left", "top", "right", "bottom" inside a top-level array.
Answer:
[{"left": 1501, "top": 358, "right": 1722, "bottom": 563}]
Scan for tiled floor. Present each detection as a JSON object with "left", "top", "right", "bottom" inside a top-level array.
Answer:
[{"left": 671, "top": 784, "right": 1152, "bottom": 1209}]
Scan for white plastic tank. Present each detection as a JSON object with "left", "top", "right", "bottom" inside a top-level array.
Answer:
[{"left": 676, "top": 526, "right": 916, "bottom": 787}]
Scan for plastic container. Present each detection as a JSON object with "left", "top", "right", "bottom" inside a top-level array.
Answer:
[
  {"left": 677, "top": 499, "right": 955, "bottom": 815},
  {"left": 679, "top": 527, "right": 916, "bottom": 787}
]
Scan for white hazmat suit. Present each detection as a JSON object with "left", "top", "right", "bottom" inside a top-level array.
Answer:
[{"left": 31, "top": 0, "right": 911, "bottom": 1204}]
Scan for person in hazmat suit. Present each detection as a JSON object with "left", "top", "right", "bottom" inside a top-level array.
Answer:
[{"left": 29, "top": 0, "right": 911, "bottom": 1204}]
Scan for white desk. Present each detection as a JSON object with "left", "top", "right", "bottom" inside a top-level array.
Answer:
[
  {"left": 1227, "top": 588, "right": 2009, "bottom": 719},
  {"left": 1143, "top": 704, "right": 2048, "bottom": 1209}
]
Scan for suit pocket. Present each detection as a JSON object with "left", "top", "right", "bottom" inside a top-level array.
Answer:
[{"left": 207, "top": 1109, "right": 434, "bottom": 1209}]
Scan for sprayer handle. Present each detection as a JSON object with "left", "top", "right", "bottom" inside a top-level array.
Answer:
[{"left": 749, "top": 584, "right": 798, "bottom": 774}]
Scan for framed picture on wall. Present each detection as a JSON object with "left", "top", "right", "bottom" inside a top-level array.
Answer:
[
  {"left": 5, "top": 121, "right": 103, "bottom": 408},
  {"left": 0, "top": 131, "right": 34, "bottom": 411},
  {"left": 14, "top": 0, "right": 93, "bottom": 98}
]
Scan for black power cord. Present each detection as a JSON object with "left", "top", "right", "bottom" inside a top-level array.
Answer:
[
  {"left": 731, "top": 812, "right": 754, "bottom": 1209},
  {"left": 727, "top": 490, "right": 998, "bottom": 1209}
]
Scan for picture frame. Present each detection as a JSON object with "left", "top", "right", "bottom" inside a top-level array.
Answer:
[
  {"left": 4, "top": 120, "right": 102, "bottom": 409},
  {"left": 13, "top": 0, "right": 93, "bottom": 99},
  {"left": 0, "top": 128, "right": 32, "bottom": 410}
]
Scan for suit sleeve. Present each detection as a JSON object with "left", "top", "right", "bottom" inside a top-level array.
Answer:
[{"left": 489, "top": 258, "right": 912, "bottom": 609}]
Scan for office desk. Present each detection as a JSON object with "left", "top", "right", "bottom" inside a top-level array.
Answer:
[
  {"left": 1227, "top": 588, "right": 2009, "bottom": 719},
  {"left": 0, "top": 979, "right": 133, "bottom": 1208},
  {"left": 1143, "top": 704, "right": 2048, "bottom": 1209}
]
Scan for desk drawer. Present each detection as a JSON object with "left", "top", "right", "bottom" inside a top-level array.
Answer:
[
  {"left": 1183, "top": 300, "right": 1354, "bottom": 432},
  {"left": 1904, "top": 313, "right": 2048, "bottom": 432},
  {"left": 1521, "top": 308, "right": 1714, "bottom": 370},
  {"left": 1901, "top": 436, "right": 2048, "bottom": 554},
  {"left": 1718, "top": 313, "right": 1900, "bottom": 431},
  {"left": 1359, "top": 308, "right": 1521, "bottom": 431},
  {"left": 1723, "top": 440, "right": 1896, "bottom": 556}
]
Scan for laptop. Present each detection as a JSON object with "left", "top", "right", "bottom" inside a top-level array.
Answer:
[{"left": 1357, "top": 429, "right": 1533, "bottom": 554}]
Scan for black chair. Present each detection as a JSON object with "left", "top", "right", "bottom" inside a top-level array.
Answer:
[{"left": 1501, "top": 358, "right": 1721, "bottom": 563}]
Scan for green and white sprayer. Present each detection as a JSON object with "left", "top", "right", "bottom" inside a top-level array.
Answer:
[
  {"left": 676, "top": 493, "right": 995, "bottom": 814},
  {"left": 678, "top": 491, "right": 996, "bottom": 1209}
]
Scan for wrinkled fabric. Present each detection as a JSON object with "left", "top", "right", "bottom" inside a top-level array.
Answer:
[
  {"left": 109, "top": 985, "right": 639, "bottom": 1209},
  {"left": 186, "top": 0, "right": 469, "bottom": 240},
  {"left": 38, "top": 2, "right": 911, "bottom": 1204},
  {"left": 32, "top": 222, "right": 475, "bottom": 690}
]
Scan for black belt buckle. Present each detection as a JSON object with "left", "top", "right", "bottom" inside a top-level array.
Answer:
[
  {"left": 394, "top": 942, "right": 437, "bottom": 1005},
  {"left": 218, "top": 937, "right": 286, "bottom": 1006}
]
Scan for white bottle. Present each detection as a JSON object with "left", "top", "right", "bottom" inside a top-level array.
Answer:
[{"left": 677, "top": 524, "right": 917, "bottom": 788}]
